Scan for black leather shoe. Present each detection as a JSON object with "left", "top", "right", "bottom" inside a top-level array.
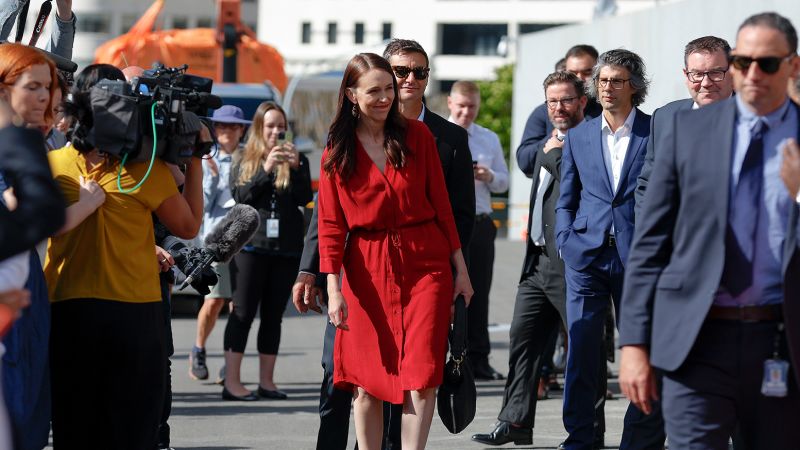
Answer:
[
  {"left": 222, "top": 387, "right": 259, "bottom": 401},
  {"left": 472, "top": 361, "right": 505, "bottom": 381},
  {"left": 557, "top": 436, "right": 604, "bottom": 450},
  {"left": 471, "top": 421, "right": 532, "bottom": 446},
  {"left": 257, "top": 386, "right": 288, "bottom": 399}
]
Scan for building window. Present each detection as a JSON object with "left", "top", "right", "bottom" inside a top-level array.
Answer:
[
  {"left": 77, "top": 13, "right": 111, "bottom": 33},
  {"left": 382, "top": 22, "right": 392, "bottom": 41},
  {"left": 301, "top": 22, "right": 311, "bottom": 44},
  {"left": 354, "top": 22, "right": 364, "bottom": 44},
  {"left": 196, "top": 17, "right": 213, "bottom": 28},
  {"left": 172, "top": 16, "right": 189, "bottom": 29},
  {"left": 518, "top": 23, "right": 566, "bottom": 35},
  {"left": 440, "top": 23, "right": 507, "bottom": 56},
  {"left": 328, "top": 22, "right": 337, "bottom": 44}
]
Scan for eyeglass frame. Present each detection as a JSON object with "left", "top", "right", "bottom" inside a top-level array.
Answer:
[
  {"left": 683, "top": 68, "right": 729, "bottom": 83},
  {"left": 545, "top": 96, "right": 580, "bottom": 109},
  {"left": 597, "top": 78, "right": 631, "bottom": 90},
  {"left": 391, "top": 65, "right": 431, "bottom": 80}
]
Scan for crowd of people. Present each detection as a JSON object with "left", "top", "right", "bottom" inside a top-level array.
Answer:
[{"left": 0, "top": 2, "right": 799, "bottom": 450}]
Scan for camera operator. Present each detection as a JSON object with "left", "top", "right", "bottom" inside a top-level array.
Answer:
[{"left": 44, "top": 63, "right": 204, "bottom": 450}]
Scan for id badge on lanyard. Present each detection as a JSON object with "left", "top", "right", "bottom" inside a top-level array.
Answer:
[
  {"left": 761, "top": 323, "right": 790, "bottom": 398},
  {"left": 267, "top": 217, "right": 280, "bottom": 238}
]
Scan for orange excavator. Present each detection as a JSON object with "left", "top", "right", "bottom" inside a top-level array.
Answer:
[{"left": 93, "top": 0, "right": 287, "bottom": 93}]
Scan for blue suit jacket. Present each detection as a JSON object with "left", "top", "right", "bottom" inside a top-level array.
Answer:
[
  {"left": 555, "top": 109, "right": 651, "bottom": 271},
  {"left": 618, "top": 97, "right": 800, "bottom": 385}
]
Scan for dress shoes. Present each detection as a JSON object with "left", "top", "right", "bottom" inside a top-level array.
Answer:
[
  {"left": 221, "top": 387, "right": 259, "bottom": 401},
  {"left": 471, "top": 421, "right": 532, "bottom": 446},
  {"left": 472, "top": 361, "right": 505, "bottom": 381},
  {"left": 557, "top": 434, "right": 605, "bottom": 450},
  {"left": 258, "top": 386, "right": 288, "bottom": 399}
]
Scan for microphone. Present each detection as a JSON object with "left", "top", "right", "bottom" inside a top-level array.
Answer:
[
  {"left": 198, "top": 93, "right": 223, "bottom": 110},
  {"left": 179, "top": 204, "right": 260, "bottom": 290}
]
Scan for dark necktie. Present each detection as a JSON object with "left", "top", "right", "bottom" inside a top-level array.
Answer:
[{"left": 721, "top": 120, "right": 766, "bottom": 296}]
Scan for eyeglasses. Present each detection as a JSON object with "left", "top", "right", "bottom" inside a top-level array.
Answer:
[
  {"left": 392, "top": 65, "right": 430, "bottom": 80},
  {"left": 597, "top": 78, "right": 630, "bottom": 89},
  {"left": 684, "top": 69, "right": 728, "bottom": 83},
  {"left": 546, "top": 97, "right": 579, "bottom": 109},
  {"left": 729, "top": 54, "right": 794, "bottom": 74}
]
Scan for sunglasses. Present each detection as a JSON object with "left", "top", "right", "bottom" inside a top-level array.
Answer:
[
  {"left": 729, "top": 54, "right": 794, "bottom": 74},
  {"left": 392, "top": 65, "right": 430, "bottom": 80}
]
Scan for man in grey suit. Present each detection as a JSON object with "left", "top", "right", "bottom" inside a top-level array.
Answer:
[{"left": 619, "top": 12, "right": 800, "bottom": 449}]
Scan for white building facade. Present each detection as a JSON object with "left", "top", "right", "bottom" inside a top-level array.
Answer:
[{"left": 257, "top": 0, "right": 676, "bottom": 93}]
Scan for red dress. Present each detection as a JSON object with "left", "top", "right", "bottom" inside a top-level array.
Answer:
[{"left": 318, "top": 119, "right": 461, "bottom": 404}]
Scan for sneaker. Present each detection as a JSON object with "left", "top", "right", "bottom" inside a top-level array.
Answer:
[
  {"left": 215, "top": 364, "right": 226, "bottom": 385},
  {"left": 189, "top": 347, "right": 209, "bottom": 380}
]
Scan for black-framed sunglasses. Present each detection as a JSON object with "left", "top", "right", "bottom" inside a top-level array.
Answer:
[
  {"left": 729, "top": 54, "right": 794, "bottom": 74},
  {"left": 392, "top": 65, "right": 431, "bottom": 80},
  {"left": 684, "top": 68, "right": 728, "bottom": 83}
]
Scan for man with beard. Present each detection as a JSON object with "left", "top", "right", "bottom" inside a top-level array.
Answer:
[{"left": 471, "top": 71, "right": 586, "bottom": 447}]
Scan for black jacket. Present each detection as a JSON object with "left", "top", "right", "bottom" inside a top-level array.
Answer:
[
  {"left": 0, "top": 126, "right": 65, "bottom": 260},
  {"left": 231, "top": 153, "right": 313, "bottom": 257}
]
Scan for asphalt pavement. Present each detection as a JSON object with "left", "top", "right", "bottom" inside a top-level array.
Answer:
[{"left": 61, "top": 239, "right": 632, "bottom": 449}]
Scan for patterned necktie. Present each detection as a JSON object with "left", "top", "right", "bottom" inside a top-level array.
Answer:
[{"left": 721, "top": 120, "right": 766, "bottom": 296}]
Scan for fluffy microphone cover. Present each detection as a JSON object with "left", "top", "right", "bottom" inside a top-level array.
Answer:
[{"left": 204, "top": 204, "right": 260, "bottom": 263}]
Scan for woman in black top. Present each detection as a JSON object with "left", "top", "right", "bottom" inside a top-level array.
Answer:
[{"left": 222, "top": 102, "right": 312, "bottom": 400}]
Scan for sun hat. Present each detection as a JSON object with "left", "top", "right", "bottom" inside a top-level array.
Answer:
[{"left": 207, "top": 105, "right": 252, "bottom": 124}]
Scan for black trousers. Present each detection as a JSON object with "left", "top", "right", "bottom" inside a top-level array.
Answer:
[
  {"left": 317, "top": 320, "right": 403, "bottom": 450},
  {"left": 157, "top": 273, "right": 174, "bottom": 449},
  {"left": 50, "top": 299, "right": 166, "bottom": 450},
  {"left": 466, "top": 215, "right": 496, "bottom": 363},
  {"left": 498, "top": 247, "right": 566, "bottom": 427},
  {"left": 663, "top": 319, "right": 800, "bottom": 450},
  {"left": 225, "top": 252, "right": 298, "bottom": 354}
]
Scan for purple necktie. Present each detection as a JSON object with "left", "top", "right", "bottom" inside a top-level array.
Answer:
[{"left": 721, "top": 120, "right": 766, "bottom": 296}]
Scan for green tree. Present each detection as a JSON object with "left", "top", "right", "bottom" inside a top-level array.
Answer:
[{"left": 476, "top": 64, "right": 514, "bottom": 164}]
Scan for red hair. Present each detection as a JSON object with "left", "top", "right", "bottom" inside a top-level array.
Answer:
[{"left": 0, "top": 43, "right": 58, "bottom": 123}]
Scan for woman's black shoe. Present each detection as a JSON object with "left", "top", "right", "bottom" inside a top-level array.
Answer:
[
  {"left": 257, "top": 386, "right": 288, "bottom": 399},
  {"left": 221, "top": 387, "right": 259, "bottom": 401},
  {"left": 471, "top": 421, "right": 532, "bottom": 445}
]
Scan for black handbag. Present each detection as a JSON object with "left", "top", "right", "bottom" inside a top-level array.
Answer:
[{"left": 437, "top": 295, "right": 476, "bottom": 434}]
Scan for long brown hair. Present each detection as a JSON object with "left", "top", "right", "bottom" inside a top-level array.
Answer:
[
  {"left": 236, "top": 101, "right": 291, "bottom": 190},
  {"left": 0, "top": 43, "right": 58, "bottom": 123},
  {"left": 323, "top": 53, "right": 407, "bottom": 179}
]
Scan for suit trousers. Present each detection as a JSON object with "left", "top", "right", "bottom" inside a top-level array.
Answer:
[
  {"left": 466, "top": 215, "right": 497, "bottom": 363},
  {"left": 662, "top": 319, "right": 800, "bottom": 450},
  {"left": 317, "top": 320, "right": 403, "bottom": 450},
  {"left": 498, "top": 247, "right": 566, "bottom": 427},
  {"left": 563, "top": 246, "right": 661, "bottom": 450}
]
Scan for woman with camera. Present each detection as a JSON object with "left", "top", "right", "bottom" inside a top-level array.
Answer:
[
  {"left": 223, "top": 101, "right": 312, "bottom": 401},
  {"left": 44, "top": 63, "right": 205, "bottom": 449},
  {"left": 317, "top": 53, "right": 472, "bottom": 450}
]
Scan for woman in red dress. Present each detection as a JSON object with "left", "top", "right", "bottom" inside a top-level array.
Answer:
[{"left": 317, "top": 53, "right": 473, "bottom": 450}]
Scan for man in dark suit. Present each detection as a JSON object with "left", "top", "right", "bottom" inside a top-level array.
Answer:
[
  {"left": 291, "top": 38, "right": 475, "bottom": 450},
  {"left": 518, "top": 45, "right": 603, "bottom": 152},
  {"left": 622, "top": 35, "right": 734, "bottom": 450},
  {"left": 619, "top": 12, "right": 800, "bottom": 449},
  {"left": 555, "top": 49, "right": 652, "bottom": 450},
  {"left": 635, "top": 35, "right": 734, "bottom": 218},
  {"left": 471, "top": 71, "right": 586, "bottom": 447}
]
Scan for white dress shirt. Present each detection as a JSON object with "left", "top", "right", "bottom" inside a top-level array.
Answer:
[
  {"left": 531, "top": 129, "right": 564, "bottom": 246},
  {"left": 601, "top": 108, "right": 637, "bottom": 195},
  {"left": 450, "top": 119, "right": 509, "bottom": 215}
]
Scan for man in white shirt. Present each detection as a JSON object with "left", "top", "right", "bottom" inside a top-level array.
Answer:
[
  {"left": 554, "top": 49, "right": 653, "bottom": 450},
  {"left": 448, "top": 80, "right": 509, "bottom": 380}
]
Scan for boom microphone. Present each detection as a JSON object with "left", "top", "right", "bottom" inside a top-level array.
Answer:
[{"left": 179, "top": 204, "right": 260, "bottom": 290}]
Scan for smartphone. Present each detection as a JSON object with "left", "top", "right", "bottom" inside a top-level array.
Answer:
[{"left": 278, "top": 130, "right": 293, "bottom": 145}]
